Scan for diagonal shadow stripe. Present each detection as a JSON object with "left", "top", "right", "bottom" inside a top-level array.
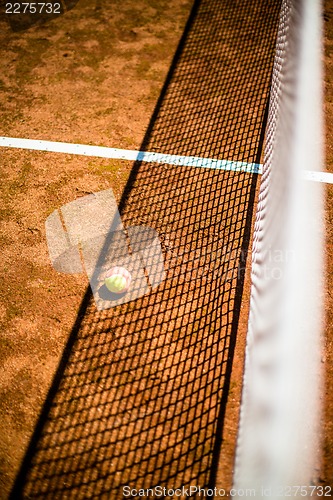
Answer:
[{"left": 10, "top": 0, "right": 282, "bottom": 497}]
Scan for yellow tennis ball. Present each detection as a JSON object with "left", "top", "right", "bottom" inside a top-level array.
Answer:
[{"left": 104, "top": 266, "right": 131, "bottom": 294}]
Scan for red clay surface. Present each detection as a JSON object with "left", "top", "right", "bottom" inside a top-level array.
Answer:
[{"left": 0, "top": 0, "right": 331, "bottom": 497}]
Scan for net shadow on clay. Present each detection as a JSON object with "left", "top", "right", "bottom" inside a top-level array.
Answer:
[{"left": 10, "top": 0, "right": 282, "bottom": 497}]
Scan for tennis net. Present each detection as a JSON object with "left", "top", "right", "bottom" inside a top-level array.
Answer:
[{"left": 233, "top": 0, "right": 325, "bottom": 493}]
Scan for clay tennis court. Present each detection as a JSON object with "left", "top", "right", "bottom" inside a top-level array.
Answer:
[{"left": 0, "top": 0, "right": 332, "bottom": 497}]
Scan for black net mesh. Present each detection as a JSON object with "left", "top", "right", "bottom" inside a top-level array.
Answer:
[{"left": 11, "top": 0, "right": 282, "bottom": 498}]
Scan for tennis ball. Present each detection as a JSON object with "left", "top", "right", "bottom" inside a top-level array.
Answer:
[{"left": 104, "top": 266, "right": 131, "bottom": 294}]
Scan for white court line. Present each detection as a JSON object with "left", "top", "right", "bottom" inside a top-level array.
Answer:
[
  {"left": 0, "top": 136, "right": 332, "bottom": 183},
  {"left": 0, "top": 136, "right": 261, "bottom": 174}
]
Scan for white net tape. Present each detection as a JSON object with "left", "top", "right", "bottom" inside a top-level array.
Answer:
[{"left": 233, "top": 0, "right": 324, "bottom": 494}]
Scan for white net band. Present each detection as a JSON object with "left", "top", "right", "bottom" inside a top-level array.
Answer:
[{"left": 233, "top": 0, "right": 324, "bottom": 493}]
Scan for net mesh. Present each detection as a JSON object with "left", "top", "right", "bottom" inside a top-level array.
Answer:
[
  {"left": 9, "top": 0, "right": 282, "bottom": 497},
  {"left": 233, "top": 0, "right": 324, "bottom": 492}
]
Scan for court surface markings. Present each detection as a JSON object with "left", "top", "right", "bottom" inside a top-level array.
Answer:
[{"left": 0, "top": 136, "right": 331, "bottom": 184}]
